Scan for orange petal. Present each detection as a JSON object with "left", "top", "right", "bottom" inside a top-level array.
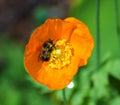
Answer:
[
  {"left": 24, "top": 21, "right": 50, "bottom": 79},
  {"left": 45, "top": 18, "right": 76, "bottom": 41},
  {"left": 36, "top": 53, "right": 80, "bottom": 90},
  {"left": 24, "top": 39, "right": 43, "bottom": 79},
  {"left": 65, "top": 17, "right": 94, "bottom": 66}
]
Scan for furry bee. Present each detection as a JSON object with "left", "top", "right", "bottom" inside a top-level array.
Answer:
[{"left": 39, "top": 39, "right": 55, "bottom": 61}]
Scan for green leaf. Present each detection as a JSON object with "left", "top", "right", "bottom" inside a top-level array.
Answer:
[
  {"left": 109, "top": 59, "right": 120, "bottom": 80},
  {"left": 91, "top": 67, "right": 109, "bottom": 99},
  {"left": 71, "top": 90, "right": 85, "bottom": 105},
  {"left": 109, "top": 96, "right": 120, "bottom": 105}
]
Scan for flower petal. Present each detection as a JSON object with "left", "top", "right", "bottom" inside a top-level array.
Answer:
[
  {"left": 36, "top": 54, "right": 80, "bottom": 90},
  {"left": 45, "top": 18, "right": 76, "bottom": 41},
  {"left": 24, "top": 39, "right": 43, "bottom": 79},
  {"left": 65, "top": 17, "right": 94, "bottom": 66}
]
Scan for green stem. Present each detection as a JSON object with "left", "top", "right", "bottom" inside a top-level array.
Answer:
[
  {"left": 114, "top": 0, "right": 120, "bottom": 50},
  {"left": 62, "top": 88, "right": 67, "bottom": 105},
  {"left": 96, "top": 0, "right": 100, "bottom": 69}
]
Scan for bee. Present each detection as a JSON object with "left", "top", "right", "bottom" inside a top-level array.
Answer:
[{"left": 39, "top": 39, "right": 55, "bottom": 61}]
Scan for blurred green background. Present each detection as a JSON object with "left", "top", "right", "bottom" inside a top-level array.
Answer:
[{"left": 0, "top": 0, "right": 120, "bottom": 105}]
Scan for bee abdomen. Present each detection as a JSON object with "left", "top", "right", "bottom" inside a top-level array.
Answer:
[{"left": 40, "top": 51, "right": 51, "bottom": 61}]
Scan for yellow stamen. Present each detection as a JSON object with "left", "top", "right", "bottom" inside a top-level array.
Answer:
[{"left": 48, "top": 39, "right": 73, "bottom": 69}]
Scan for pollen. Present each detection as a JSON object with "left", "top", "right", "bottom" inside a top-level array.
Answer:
[{"left": 48, "top": 39, "right": 73, "bottom": 69}]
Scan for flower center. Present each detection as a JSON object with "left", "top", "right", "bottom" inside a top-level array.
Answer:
[{"left": 48, "top": 39, "right": 73, "bottom": 69}]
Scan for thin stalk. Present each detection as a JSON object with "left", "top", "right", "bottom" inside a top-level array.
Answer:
[
  {"left": 114, "top": 0, "right": 120, "bottom": 50},
  {"left": 93, "top": 0, "right": 100, "bottom": 104},
  {"left": 62, "top": 88, "right": 67, "bottom": 105},
  {"left": 96, "top": 0, "right": 100, "bottom": 69}
]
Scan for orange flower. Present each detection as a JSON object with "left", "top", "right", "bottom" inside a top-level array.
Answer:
[{"left": 24, "top": 17, "right": 94, "bottom": 90}]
